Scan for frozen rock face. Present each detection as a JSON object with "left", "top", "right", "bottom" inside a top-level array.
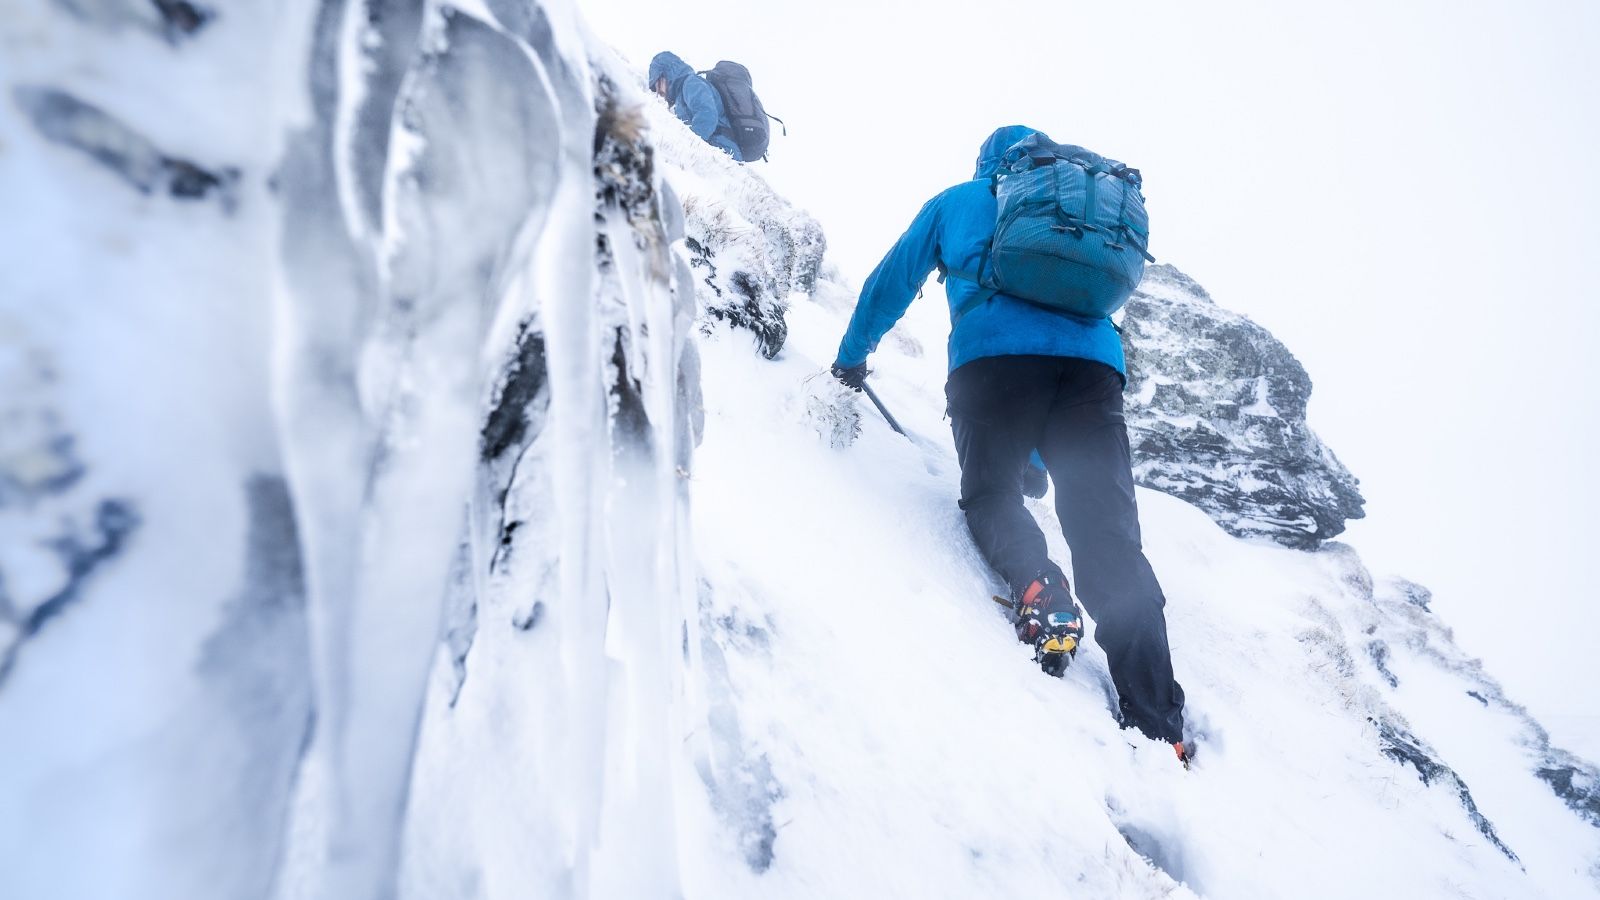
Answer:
[
  {"left": 272, "top": 6, "right": 702, "bottom": 900},
  {"left": 1122, "top": 264, "right": 1365, "bottom": 548},
  {"left": 1, "top": 2, "right": 319, "bottom": 898},
  {"left": 3, "top": 1, "right": 700, "bottom": 898}
]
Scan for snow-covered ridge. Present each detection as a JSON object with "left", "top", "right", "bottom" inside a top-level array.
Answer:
[{"left": 2, "top": 1, "right": 1597, "bottom": 898}]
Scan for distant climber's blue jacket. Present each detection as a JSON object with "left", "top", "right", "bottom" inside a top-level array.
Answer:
[
  {"left": 648, "top": 52, "right": 742, "bottom": 161},
  {"left": 835, "top": 125, "right": 1124, "bottom": 377}
]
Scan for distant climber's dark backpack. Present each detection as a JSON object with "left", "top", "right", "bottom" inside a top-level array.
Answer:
[
  {"left": 701, "top": 61, "right": 783, "bottom": 161},
  {"left": 946, "top": 133, "right": 1154, "bottom": 320}
]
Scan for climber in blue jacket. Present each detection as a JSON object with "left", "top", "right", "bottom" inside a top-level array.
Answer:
[
  {"left": 648, "top": 51, "right": 742, "bottom": 161},
  {"left": 832, "top": 125, "right": 1189, "bottom": 761}
]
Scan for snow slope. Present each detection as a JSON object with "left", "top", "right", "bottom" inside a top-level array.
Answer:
[
  {"left": 626, "top": 60, "right": 1600, "bottom": 898},
  {"left": 674, "top": 263, "right": 1600, "bottom": 900},
  {"left": 682, "top": 293, "right": 1600, "bottom": 900}
]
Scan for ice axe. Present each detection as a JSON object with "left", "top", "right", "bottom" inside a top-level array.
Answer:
[{"left": 860, "top": 379, "right": 906, "bottom": 437}]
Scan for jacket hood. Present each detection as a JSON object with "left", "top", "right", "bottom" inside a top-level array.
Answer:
[
  {"left": 648, "top": 52, "right": 695, "bottom": 95},
  {"left": 975, "top": 125, "right": 1044, "bottom": 179}
]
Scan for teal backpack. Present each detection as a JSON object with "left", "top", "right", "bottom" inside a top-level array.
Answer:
[{"left": 946, "top": 134, "right": 1154, "bottom": 321}]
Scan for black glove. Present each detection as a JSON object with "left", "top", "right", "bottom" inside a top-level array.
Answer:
[
  {"left": 831, "top": 361, "right": 869, "bottom": 391},
  {"left": 1022, "top": 462, "right": 1049, "bottom": 499}
]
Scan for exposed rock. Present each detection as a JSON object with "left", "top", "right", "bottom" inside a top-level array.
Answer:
[
  {"left": 481, "top": 321, "right": 550, "bottom": 586},
  {"left": 1320, "top": 540, "right": 1375, "bottom": 599},
  {"left": 480, "top": 323, "right": 548, "bottom": 464},
  {"left": 13, "top": 86, "right": 239, "bottom": 206},
  {"left": 0, "top": 497, "right": 139, "bottom": 685},
  {"left": 1291, "top": 584, "right": 1523, "bottom": 864},
  {"left": 151, "top": 0, "right": 212, "bottom": 40},
  {"left": 1373, "top": 717, "right": 1520, "bottom": 864},
  {"left": 595, "top": 74, "right": 676, "bottom": 456},
  {"left": 0, "top": 339, "right": 140, "bottom": 687},
  {"left": 1122, "top": 264, "right": 1365, "bottom": 548},
  {"left": 687, "top": 234, "right": 789, "bottom": 359},
  {"left": 1370, "top": 575, "right": 1600, "bottom": 832},
  {"left": 1391, "top": 577, "right": 1434, "bottom": 611},
  {"left": 1367, "top": 640, "right": 1399, "bottom": 688},
  {"left": 52, "top": 0, "right": 211, "bottom": 41},
  {"left": 1538, "top": 763, "right": 1600, "bottom": 830}
]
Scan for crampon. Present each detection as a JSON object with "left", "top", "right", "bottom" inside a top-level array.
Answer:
[{"left": 993, "top": 574, "right": 1084, "bottom": 677}]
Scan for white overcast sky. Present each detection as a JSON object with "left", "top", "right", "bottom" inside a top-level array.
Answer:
[{"left": 582, "top": 0, "right": 1600, "bottom": 754}]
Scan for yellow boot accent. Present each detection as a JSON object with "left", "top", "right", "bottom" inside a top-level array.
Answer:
[{"left": 1041, "top": 634, "right": 1078, "bottom": 655}]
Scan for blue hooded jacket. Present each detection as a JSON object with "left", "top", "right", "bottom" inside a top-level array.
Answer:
[
  {"left": 648, "top": 52, "right": 742, "bottom": 161},
  {"left": 835, "top": 125, "right": 1125, "bottom": 377}
]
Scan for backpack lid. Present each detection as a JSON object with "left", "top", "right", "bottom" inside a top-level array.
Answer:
[
  {"left": 707, "top": 60, "right": 754, "bottom": 84},
  {"left": 1000, "top": 134, "right": 1140, "bottom": 185},
  {"left": 975, "top": 125, "right": 1045, "bottom": 180}
]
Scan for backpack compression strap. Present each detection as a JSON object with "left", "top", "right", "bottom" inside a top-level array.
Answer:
[{"left": 939, "top": 267, "right": 997, "bottom": 322}]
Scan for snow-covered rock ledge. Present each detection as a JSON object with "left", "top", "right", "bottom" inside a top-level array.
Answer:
[
  {"left": 1122, "top": 264, "right": 1365, "bottom": 548},
  {"left": 617, "top": 54, "right": 828, "bottom": 361}
]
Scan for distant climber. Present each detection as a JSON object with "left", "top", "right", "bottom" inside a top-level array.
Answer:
[
  {"left": 830, "top": 125, "right": 1189, "bottom": 762},
  {"left": 648, "top": 51, "right": 742, "bottom": 161},
  {"left": 649, "top": 53, "right": 783, "bottom": 163}
]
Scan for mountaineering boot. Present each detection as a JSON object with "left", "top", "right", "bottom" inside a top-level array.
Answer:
[
  {"left": 1173, "top": 740, "right": 1194, "bottom": 770},
  {"left": 1116, "top": 697, "right": 1194, "bottom": 768},
  {"left": 1013, "top": 573, "right": 1084, "bottom": 677}
]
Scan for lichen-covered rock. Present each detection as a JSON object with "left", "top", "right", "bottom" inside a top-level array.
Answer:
[{"left": 1122, "top": 264, "right": 1365, "bottom": 547}]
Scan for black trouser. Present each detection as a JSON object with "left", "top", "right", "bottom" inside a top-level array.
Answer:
[{"left": 947, "top": 355, "right": 1186, "bottom": 743}]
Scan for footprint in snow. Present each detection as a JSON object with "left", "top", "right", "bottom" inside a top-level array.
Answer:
[{"left": 1105, "top": 792, "right": 1199, "bottom": 892}]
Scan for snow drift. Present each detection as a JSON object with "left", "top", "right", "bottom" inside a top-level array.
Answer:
[{"left": 0, "top": 1, "right": 1596, "bottom": 899}]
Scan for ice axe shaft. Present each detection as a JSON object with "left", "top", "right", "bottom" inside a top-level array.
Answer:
[{"left": 860, "top": 381, "right": 906, "bottom": 436}]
